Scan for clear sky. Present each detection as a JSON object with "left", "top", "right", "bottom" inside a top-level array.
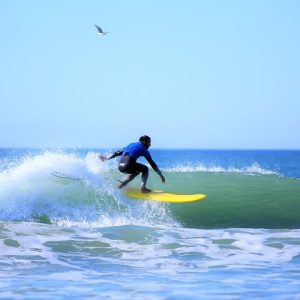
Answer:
[{"left": 0, "top": 0, "right": 299, "bottom": 149}]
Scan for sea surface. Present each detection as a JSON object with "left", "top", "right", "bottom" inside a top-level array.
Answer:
[{"left": 0, "top": 148, "right": 300, "bottom": 299}]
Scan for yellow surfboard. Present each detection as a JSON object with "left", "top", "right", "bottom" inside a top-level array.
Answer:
[{"left": 124, "top": 188, "right": 207, "bottom": 203}]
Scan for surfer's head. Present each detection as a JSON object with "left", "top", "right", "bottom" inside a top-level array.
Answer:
[{"left": 139, "top": 135, "right": 151, "bottom": 148}]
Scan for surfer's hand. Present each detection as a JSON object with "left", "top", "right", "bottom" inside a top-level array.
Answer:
[
  {"left": 160, "top": 175, "right": 165, "bottom": 183},
  {"left": 98, "top": 155, "right": 107, "bottom": 162}
]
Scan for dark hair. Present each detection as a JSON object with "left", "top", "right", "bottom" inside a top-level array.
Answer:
[{"left": 139, "top": 135, "right": 151, "bottom": 143}]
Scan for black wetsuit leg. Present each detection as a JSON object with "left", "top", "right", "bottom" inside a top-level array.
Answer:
[{"left": 118, "top": 156, "right": 149, "bottom": 186}]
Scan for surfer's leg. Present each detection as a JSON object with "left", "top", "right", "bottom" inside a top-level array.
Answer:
[
  {"left": 136, "top": 164, "right": 151, "bottom": 193},
  {"left": 118, "top": 156, "right": 137, "bottom": 188},
  {"left": 117, "top": 157, "right": 150, "bottom": 191},
  {"left": 118, "top": 172, "right": 139, "bottom": 189}
]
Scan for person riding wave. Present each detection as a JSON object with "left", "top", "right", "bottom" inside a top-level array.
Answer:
[{"left": 99, "top": 135, "right": 165, "bottom": 193}]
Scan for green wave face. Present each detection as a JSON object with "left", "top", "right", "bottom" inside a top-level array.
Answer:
[
  {"left": 1, "top": 170, "right": 299, "bottom": 229},
  {"left": 160, "top": 172, "right": 300, "bottom": 229}
]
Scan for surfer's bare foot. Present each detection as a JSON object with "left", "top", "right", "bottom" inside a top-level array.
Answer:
[{"left": 141, "top": 187, "right": 152, "bottom": 193}]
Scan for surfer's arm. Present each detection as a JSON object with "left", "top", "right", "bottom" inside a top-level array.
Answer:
[
  {"left": 145, "top": 156, "right": 166, "bottom": 183},
  {"left": 99, "top": 150, "right": 123, "bottom": 161}
]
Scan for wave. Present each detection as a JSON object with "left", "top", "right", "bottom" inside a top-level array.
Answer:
[
  {"left": 163, "top": 162, "right": 279, "bottom": 176},
  {"left": 0, "top": 151, "right": 299, "bottom": 229}
]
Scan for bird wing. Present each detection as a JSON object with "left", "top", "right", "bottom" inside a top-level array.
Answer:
[{"left": 94, "top": 25, "right": 103, "bottom": 33}]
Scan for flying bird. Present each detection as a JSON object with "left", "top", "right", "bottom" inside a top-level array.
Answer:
[{"left": 95, "top": 25, "right": 109, "bottom": 35}]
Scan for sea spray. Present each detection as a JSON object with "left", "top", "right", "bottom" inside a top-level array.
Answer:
[{"left": 0, "top": 151, "right": 175, "bottom": 227}]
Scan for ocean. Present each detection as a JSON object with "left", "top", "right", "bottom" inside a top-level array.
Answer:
[{"left": 0, "top": 148, "right": 300, "bottom": 299}]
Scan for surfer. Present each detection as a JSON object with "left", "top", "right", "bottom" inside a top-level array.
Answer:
[{"left": 98, "top": 135, "right": 166, "bottom": 193}]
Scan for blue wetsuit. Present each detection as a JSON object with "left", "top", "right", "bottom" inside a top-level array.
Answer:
[
  {"left": 122, "top": 142, "right": 151, "bottom": 161},
  {"left": 107, "top": 142, "right": 162, "bottom": 185}
]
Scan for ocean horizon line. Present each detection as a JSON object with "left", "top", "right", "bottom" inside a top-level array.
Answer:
[{"left": 0, "top": 147, "right": 300, "bottom": 151}]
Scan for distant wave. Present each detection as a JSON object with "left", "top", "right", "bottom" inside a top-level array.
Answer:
[{"left": 163, "top": 162, "right": 279, "bottom": 176}]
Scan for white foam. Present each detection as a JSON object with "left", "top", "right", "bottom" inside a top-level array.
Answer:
[
  {"left": 0, "top": 151, "right": 106, "bottom": 188},
  {"left": 164, "top": 162, "right": 279, "bottom": 176},
  {"left": 1, "top": 222, "right": 300, "bottom": 277},
  {"left": 1, "top": 221, "right": 299, "bottom": 299},
  {"left": 0, "top": 151, "right": 177, "bottom": 228},
  {"left": 0, "top": 152, "right": 107, "bottom": 219}
]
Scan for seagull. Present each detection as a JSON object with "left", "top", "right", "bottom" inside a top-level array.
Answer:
[{"left": 95, "top": 25, "right": 109, "bottom": 35}]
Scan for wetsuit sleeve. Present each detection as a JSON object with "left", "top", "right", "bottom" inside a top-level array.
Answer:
[
  {"left": 106, "top": 150, "right": 123, "bottom": 160},
  {"left": 145, "top": 155, "right": 163, "bottom": 176}
]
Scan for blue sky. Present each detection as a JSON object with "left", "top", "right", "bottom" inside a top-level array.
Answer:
[{"left": 0, "top": 0, "right": 299, "bottom": 149}]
